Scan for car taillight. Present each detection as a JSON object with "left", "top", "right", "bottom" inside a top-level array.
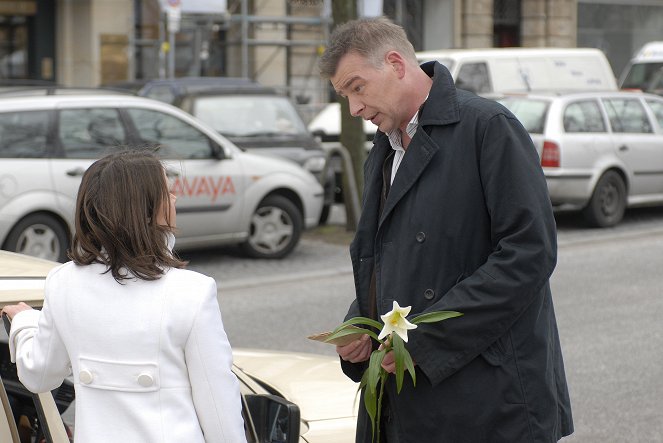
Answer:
[{"left": 541, "top": 141, "right": 560, "bottom": 167}]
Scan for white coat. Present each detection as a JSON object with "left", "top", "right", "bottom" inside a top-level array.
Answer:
[{"left": 9, "top": 259, "right": 247, "bottom": 443}]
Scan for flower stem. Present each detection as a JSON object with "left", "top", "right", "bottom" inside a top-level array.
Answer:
[{"left": 376, "top": 371, "right": 386, "bottom": 443}]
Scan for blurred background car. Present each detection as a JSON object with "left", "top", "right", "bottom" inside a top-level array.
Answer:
[
  {"left": 498, "top": 90, "right": 663, "bottom": 227},
  {"left": 109, "top": 77, "right": 338, "bottom": 224},
  {"left": 0, "top": 93, "right": 324, "bottom": 261},
  {"left": 307, "top": 102, "right": 377, "bottom": 144},
  {"left": 0, "top": 249, "right": 359, "bottom": 443},
  {"left": 619, "top": 41, "right": 663, "bottom": 96}
]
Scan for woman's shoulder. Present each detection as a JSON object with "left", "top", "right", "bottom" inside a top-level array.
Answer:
[{"left": 163, "top": 267, "right": 216, "bottom": 289}]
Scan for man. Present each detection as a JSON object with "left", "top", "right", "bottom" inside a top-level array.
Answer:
[{"left": 319, "top": 17, "right": 573, "bottom": 443}]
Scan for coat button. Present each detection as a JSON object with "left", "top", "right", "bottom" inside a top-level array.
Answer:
[
  {"left": 415, "top": 232, "right": 426, "bottom": 243},
  {"left": 137, "top": 373, "right": 154, "bottom": 387},
  {"left": 79, "top": 370, "right": 94, "bottom": 384},
  {"left": 424, "top": 289, "right": 435, "bottom": 300}
]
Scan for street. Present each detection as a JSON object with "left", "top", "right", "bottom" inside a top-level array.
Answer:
[{"left": 182, "top": 205, "right": 663, "bottom": 443}]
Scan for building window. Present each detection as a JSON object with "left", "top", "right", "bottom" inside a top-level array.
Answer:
[{"left": 494, "top": 0, "right": 521, "bottom": 47}]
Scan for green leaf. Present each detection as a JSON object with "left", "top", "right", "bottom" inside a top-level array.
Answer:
[
  {"left": 392, "top": 333, "right": 406, "bottom": 394},
  {"left": 324, "top": 326, "right": 379, "bottom": 343},
  {"left": 332, "top": 316, "right": 383, "bottom": 333},
  {"left": 367, "top": 349, "right": 386, "bottom": 395},
  {"left": 403, "top": 347, "right": 416, "bottom": 387},
  {"left": 360, "top": 371, "right": 377, "bottom": 439},
  {"left": 411, "top": 311, "right": 463, "bottom": 324}
]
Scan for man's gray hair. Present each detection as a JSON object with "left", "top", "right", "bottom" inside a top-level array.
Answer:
[{"left": 318, "top": 16, "right": 417, "bottom": 79}]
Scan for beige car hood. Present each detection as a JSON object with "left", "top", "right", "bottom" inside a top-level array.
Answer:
[
  {"left": 232, "top": 349, "right": 359, "bottom": 423},
  {"left": 0, "top": 251, "right": 59, "bottom": 308}
]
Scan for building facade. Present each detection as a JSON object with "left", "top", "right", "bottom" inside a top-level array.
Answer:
[{"left": 1, "top": 0, "right": 662, "bottom": 111}]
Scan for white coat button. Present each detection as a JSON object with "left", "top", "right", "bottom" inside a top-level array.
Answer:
[
  {"left": 137, "top": 373, "right": 154, "bottom": 387},
  {"left": 79, "top": 370, "right": 94, "bottom": 384}
]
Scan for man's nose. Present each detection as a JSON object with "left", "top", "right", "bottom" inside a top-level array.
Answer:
[{"left": 348, "top": 98, "right": 364, "bottom": 117}]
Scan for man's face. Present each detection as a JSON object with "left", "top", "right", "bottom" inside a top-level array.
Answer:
[{"left": 331, "top": 51, "right": 404, "bottom": 134}]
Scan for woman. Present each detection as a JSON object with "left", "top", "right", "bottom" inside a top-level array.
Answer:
[{"left": 2, "top": 150, "right": 247, "bottom": 442}]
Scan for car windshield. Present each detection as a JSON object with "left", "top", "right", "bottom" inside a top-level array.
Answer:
[
  {"left": 192, "top": 95, "right": 308, "bottom": 137},
  {"left": 498, "top": 97, "right": 550, "bottom": 134},
  {"left": 621, "top": 62, "right": 663, "bottom": 92}
]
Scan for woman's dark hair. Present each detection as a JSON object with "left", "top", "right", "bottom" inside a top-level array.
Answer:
[{"left": 69, "top": 149, "right": 187, "bottom": 281}]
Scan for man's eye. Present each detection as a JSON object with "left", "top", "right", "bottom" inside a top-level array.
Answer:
[{"left": 354, "top": 85, "right": 363, "bottom": 93}]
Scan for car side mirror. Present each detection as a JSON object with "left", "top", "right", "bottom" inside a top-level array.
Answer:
[{"left": 244, "top": 394, "right": 300, "bottom": 443}]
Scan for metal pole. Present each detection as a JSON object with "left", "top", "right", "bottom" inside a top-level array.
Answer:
[
  {"left": 168, "top": 29, "right": 175, "bottom": 78},
  {"left": 241, "top": 0, "right": 249, "bottom": 78}
]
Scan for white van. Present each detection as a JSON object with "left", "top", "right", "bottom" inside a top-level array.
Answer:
[
  {"left": 619, "top": 41, "right": 663, "bottom": 95},
  {"left": 416, "top": 47, "right": 617, "bottom": 94}
]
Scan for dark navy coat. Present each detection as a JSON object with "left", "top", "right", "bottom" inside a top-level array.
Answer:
[{"left": 342, "top": 62, "right": 573, "bottom": 443}]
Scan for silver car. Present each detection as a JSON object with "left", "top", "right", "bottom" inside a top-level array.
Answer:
[
  {"left": 498, "top": 91, "right": 663, "bottom": 227},
  {"left": 0, "top": 94, "right": 324, "bottom": 261}
]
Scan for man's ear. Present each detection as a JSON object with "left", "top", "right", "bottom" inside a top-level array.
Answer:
[{"left": 385, "top": 51, "right": 407, "bottom": 79}]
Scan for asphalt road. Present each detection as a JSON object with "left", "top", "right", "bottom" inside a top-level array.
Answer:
[{"left": 181, "top": 204, "right": 663, "bottom": 443}]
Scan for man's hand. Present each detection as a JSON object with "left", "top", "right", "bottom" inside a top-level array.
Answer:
[
  {"left": 380, "top": 346, "right": 417, "bottom": 374},
  {"left": 336, "top": 334, "right": 372, "bottom": 363}
]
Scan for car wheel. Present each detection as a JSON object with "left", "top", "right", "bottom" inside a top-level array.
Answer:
[
  {"left": 3, "top": 214, "right": 69, "bottom": 262},
  {"left": 582, "top": 171, "right": 626, "bottom": 227},
  {"left": 240, "top": 195, "right": 302, "bottom": 259}
]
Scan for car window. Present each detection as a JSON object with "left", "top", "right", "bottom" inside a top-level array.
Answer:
[
  {"left": 602, "top": 98, "right": 653, "bottom": 133},
  {"left": 621, "top": 62, "right": 663, "bottom": 91},
  {"left": 127, "top": 108, "right": 212, "bottom": 159},
  {"left": 563, "top": 100, "right": 606, "bottom": 133},
  {"left": 191, "top": 95, "right": 309, "bottom": 137},
  {"left": 455, "top": 62, "right": 491, "bottom": 93},
  {"left": 645, "top": 99, "right": 663, "bottom": 129},
  {"left": 0, "top": 110, "right": 50, "bottom": 158},
  {"left": 497, "top": 98, "right": 549, "bottom": 134},
  {"left": 142, "top": 85, "right": 176, "bottom": 104},
  {"left": 59, "top": 108, "right": 126, "bottom": 158}
]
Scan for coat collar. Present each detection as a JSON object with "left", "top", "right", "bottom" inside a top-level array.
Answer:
[{"left": 375, "top": 62, "right": 460, "bottom": 226}]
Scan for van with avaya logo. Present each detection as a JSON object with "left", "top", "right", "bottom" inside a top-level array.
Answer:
[{"left": 0, "top": 94, "right": 324, "bottom": 261}]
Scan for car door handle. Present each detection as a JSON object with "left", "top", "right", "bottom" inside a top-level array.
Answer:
[
  {"left": 66, "top": 167, "right": 86, "bottom": 177},
  {"left": 618, "top": 145, "right": 629, "bottom": 152}
]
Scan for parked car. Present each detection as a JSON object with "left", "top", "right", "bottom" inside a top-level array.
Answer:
[
  {"left": 0, "top": 94, "right": 324, "bottom": 261},
  {"left": 619, "top": 41, "right": 663, "bottom": 96},
  {"left": 497, "top": 90, "right": 663, "bottom": 227},
  {"left": 308, "top": 102, "right": 377, "bottom": 144},
  {"left": 0, "top": 250, "right": 359, "bottom": 443},
  {"left": 126, "top": 77, "right": 338, "bottom": 223}
]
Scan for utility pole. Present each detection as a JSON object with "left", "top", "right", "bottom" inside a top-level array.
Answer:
[{"left": 330, "top": 0, "right": 366, "bottom": 231}]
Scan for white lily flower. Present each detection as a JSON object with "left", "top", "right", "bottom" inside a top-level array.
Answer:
[{"left": 378, "top": 301, "right": 418, "bottom": 342}]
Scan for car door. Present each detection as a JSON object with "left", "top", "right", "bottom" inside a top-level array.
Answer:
[
  {"left": 602, "top": 97, "right": 663, "bottom": 196},
  {"left": 560, "top": 98, "right": 613, "bottom": 168},
  {"left": 122, "top": 107, "right": 247, "bottom": 244},
  {"left": 50, "top": 105, "right": 128, "bottom": 230}
]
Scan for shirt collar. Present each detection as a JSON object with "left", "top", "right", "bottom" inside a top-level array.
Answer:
[{"left": 387, "top": 96, "right": 428, "bottom": 152}]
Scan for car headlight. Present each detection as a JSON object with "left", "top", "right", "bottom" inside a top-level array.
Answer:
[{"left": 303, "top": 156, "right": 327, "bottom": 173}]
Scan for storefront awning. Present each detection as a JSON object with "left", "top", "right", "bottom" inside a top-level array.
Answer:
[{"left": 160, "top": 0, "right": 227, "bottom": 15}]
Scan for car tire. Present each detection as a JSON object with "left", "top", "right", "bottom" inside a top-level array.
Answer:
[
  {"left": 3, "top": 213, "right": 69, "bottom": 262},
  {"left": 240, "top": 195, "right": 302, "bottom": 259},
  {"left": 582, "top": 171, "right": 626, "bottom": 228},
  {"left": 3, "top": 214, "right": 69, "bottom": 263}
]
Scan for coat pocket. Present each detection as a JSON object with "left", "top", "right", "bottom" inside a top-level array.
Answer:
[
  {"left": 481, "top": 332, "right": 514, "bottom": 366},
  {"left": 77, "top": 357, "right": 159, "bottom": 392}
]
